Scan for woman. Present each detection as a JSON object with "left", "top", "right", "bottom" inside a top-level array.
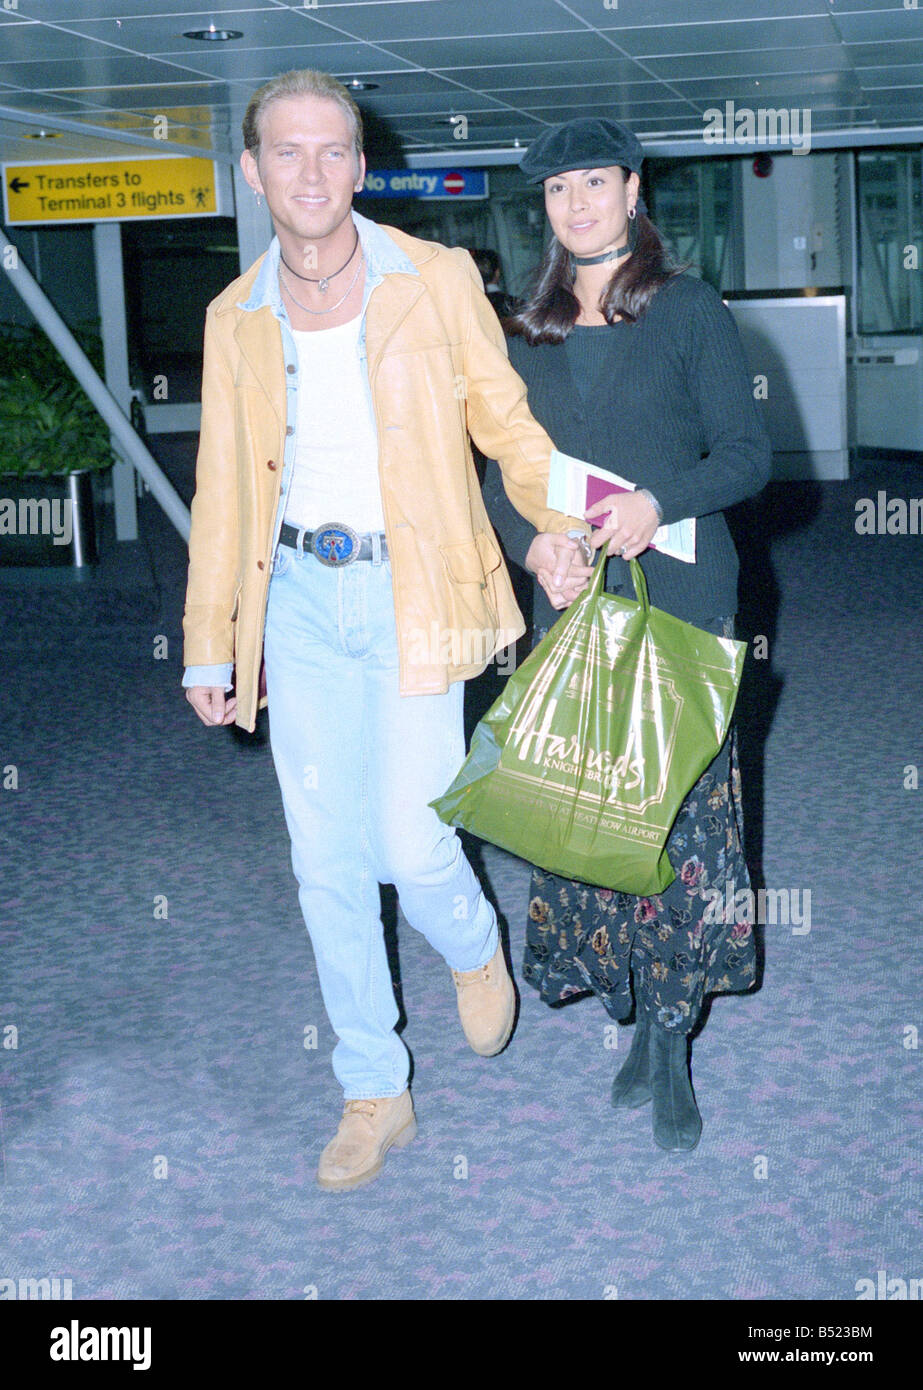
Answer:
[{"left": 482, "top": 117, "right": 772, "bottom": 1151}]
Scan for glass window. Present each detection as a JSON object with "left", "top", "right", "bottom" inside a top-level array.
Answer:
[
  {"left": 856, "top": 150, "right": 922, "bottom": 335},
  {"left": 647, "top": 158, "right": 735, "bottom": 292}
]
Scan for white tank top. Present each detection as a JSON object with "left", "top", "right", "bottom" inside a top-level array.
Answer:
[{"left": 283, "top": 315, "right": 385, "bottom": 533}]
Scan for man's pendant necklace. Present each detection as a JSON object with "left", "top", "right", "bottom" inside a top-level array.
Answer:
[
  {"left": 280, "top": 253, "right": 364, "bottom": 316},
  {"left": 280, "top": 228, "right": 359, "bottom": 294}
]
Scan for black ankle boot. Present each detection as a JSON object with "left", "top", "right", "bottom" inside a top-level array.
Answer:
[
  {"left": 610, "top": 1013, "right": 651, "bottom": 1109},
  {"left": 648, "top": 1021, "right": 702, "bottom": 1151}
]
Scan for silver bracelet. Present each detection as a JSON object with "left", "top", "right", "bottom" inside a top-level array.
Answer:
[
  {"left": 638, "top": 487, "right": 664, "bottom": 524},
  {"left": 566, "top": 527, "right": 594, "bottom": 564}
]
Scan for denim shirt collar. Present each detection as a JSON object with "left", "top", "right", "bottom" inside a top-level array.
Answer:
[{"left": 236, "top": 207, "right": 418, "bottom": 315}]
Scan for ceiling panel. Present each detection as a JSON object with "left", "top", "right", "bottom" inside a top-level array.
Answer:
[
  {"left": 0, "top": 23, "right": 147, "bottom": 61},
  {"left": 671, "top": 72, "right": 863, "bottom": 102},
  {"left": 58, "top": 10, "right": 338, "bottom": 51},
  {"left": 490, "top": 80, "right": 674, "bottom": 106},
  {"left": 828, "top": 9, "right": 923, "bottom": 44},
  {"left": 0, "top": 87, "right": 94, "bottom": 113},
  {"left": 358, "top": 91, "right": 508, "bottom": 117},
  {"left": 644, "top": 47, "right": 854, "bottom": 80},
  {"left": 312, "top": 0, "right": 590, "bottom": 42},
  {"left": 0, "top": 56, "right": 207, "bottom": 88},
  {"left": 385, "top": 31, "right": 611, "bottom": 70},
  {"left": 690, "top": 96, "right": 873, "bottom": 118},
  {"left": 50, "top": 83, "right": 237, "bottom": 110},
  {"left": 857, "top": 64, "right": 923, "bottom": 88},
  {"left": 523, "top": 100, "right": 701, "bottom": 123},
  {"left": 14, "top": 0, "right": 284, "bottom": 17},
  {"left": 448, "top": 59, "right": 653, "bottom": 89},
  {"left": 565, "top": 0, "right": 832, "bottom": 21},
  {"left": 177, "top": 44, "right": 419, "bottom": 81},
  {"left": 356, "top": 70, "right": 494, "bottom": 96},
  {"left": 847, "top": 40, "right": 923, "bottom": 67},
  {"left": 0, "top": 0, "right": 919, "bottom": 170},
  {"left": 866, "top": 94, "right": 923, "bottom": 118},
  {"left": 612, "top": 17, "right": 841, "bottom": 58}
]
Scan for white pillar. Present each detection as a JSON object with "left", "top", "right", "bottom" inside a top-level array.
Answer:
[{"left": 93, "top": 222, "right": 137, "bottom": 540}]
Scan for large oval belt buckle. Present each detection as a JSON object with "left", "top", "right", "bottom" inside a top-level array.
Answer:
[{"left": 311, "top": 523, "right": 359, "bottom": 567}]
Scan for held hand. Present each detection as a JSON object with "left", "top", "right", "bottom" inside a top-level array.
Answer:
[
  {"left": 186, "top": 685, "right": 238, "bottom": 727},
  {"left": 586, "top": 490, "right": 659, "bottom": 560},
  {"left": 525, "top": 532, "right": 594, "bottom": 610}
]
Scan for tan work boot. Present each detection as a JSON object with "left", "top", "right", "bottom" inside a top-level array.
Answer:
[
  {"left": 451, "top": 941, "right": 516, "bottom": 1056},
  {"left": 316, "top": 1090, "right": 417, "bottom": 1193}
]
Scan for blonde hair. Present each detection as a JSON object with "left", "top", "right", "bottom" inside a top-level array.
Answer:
[{"left": 242, "top": 69, "right": 364, "bottom": 167}]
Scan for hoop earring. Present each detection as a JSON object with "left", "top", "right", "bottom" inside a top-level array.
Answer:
[{"left": 627, "top": 205, "right": 636, "bottom": 221}]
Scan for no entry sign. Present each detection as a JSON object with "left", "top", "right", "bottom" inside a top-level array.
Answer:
[{"left": 358, "top": 168, "right": 488, "bottom": 200}]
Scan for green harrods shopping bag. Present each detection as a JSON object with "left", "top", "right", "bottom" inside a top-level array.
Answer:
[{"left": 431, "top": 555, "right": 746, "bottom": 897}]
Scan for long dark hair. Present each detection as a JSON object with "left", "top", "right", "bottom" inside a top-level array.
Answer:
[{"left": 505, "top": 170, "right": 684, "bottom": 344}]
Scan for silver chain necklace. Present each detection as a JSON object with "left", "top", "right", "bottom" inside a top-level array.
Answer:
[{"left": 280, "top": 253, "right": 363, "bottom": 316}]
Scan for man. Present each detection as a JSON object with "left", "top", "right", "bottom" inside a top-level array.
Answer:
[{"left": 182, "top": 68, "right": 587, "bottom": 1193}]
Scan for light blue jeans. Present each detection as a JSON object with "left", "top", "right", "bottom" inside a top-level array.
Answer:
[{"left": 263, "top": 541, "right": 499, "bottom": 1099}]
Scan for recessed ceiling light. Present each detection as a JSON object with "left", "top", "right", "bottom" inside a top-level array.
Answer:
[
  {"left": 184, "top": 25, "right": 242, "bottom": 41},
  {"left": 341, "top": 78, "right": 378, "bottom": 92},
  {"left": 24, "top": 129, "right": 62, "bottom": 139}
]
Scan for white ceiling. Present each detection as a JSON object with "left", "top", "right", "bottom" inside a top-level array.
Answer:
[{"left": 0, "top": 0, "right": 920, "bottom": 169}]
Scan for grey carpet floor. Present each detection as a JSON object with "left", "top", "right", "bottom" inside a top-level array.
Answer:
[{"left": 0, "top": 460, "right": 919, "bottom": 1300}]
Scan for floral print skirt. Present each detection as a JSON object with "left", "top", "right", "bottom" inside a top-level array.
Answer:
[{"left": 522, "top": 681, "right": 756, "bottom": 1035}]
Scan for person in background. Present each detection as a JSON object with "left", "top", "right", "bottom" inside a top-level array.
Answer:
[
  {"left": 470, "top": 247, "right": 519, "bottom": 318},
  {"left": 482, "top": 116, "right": 772, "bottom": 1152}
]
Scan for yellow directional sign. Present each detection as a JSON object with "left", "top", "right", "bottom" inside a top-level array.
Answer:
[{"left": 3, "top": 155, "right": 222, "bottom": 226}]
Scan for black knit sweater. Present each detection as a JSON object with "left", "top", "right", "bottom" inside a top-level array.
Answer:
[{"left": 482, "top": 271, "right": 772, "bottom": 629}]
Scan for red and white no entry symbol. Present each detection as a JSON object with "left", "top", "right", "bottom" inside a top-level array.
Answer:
[{"left": 443, "top": 172, "right": 465, "bottom": 194}]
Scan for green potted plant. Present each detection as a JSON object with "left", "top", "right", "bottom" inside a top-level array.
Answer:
[{"left": 0, "top": 322, "right": 116, "bottom": 566}]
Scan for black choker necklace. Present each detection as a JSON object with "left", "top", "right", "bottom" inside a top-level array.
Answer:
[
  {"left": 571, "top": 244, "right": 631, "bottom": 266},
  {"left": 280, "top": 227, "right": 359, "bottom": 294}
]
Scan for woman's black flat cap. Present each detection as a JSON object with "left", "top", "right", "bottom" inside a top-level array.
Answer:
[{"left": 518, "top": 116, "right": 644, "bottom": 184}]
